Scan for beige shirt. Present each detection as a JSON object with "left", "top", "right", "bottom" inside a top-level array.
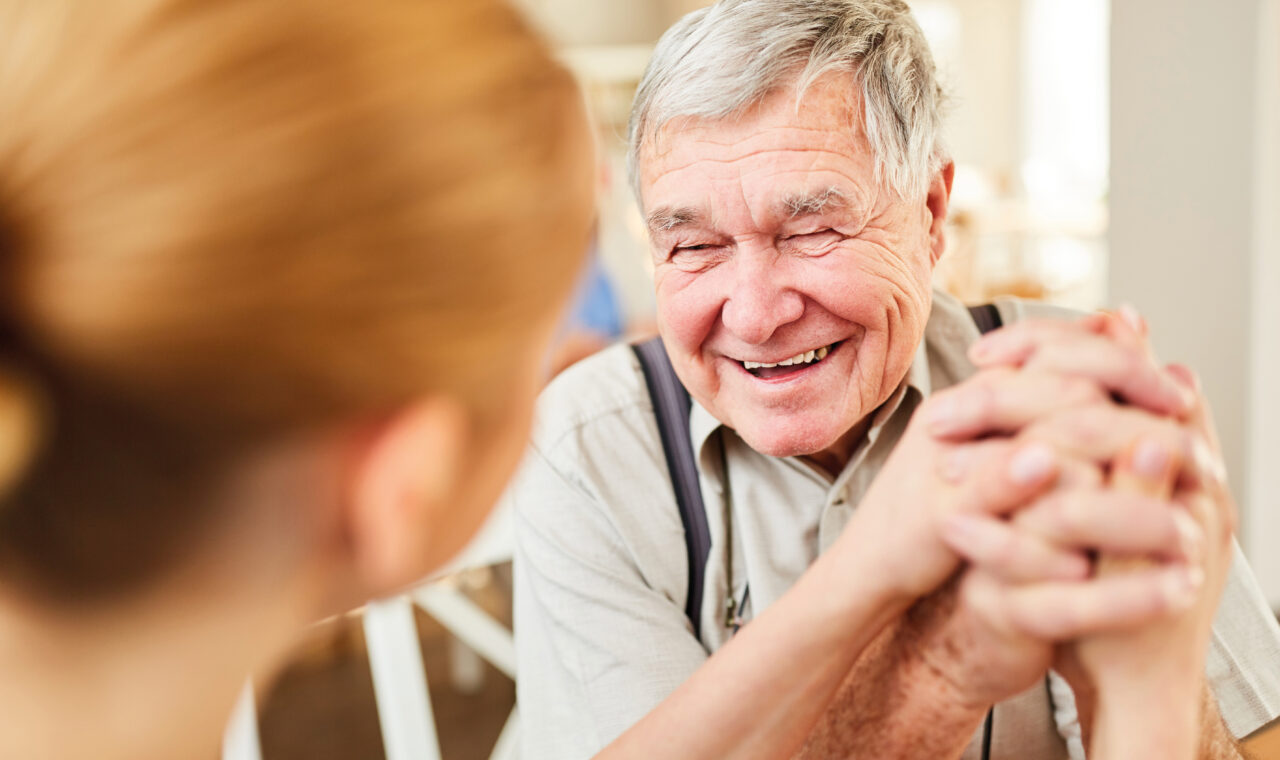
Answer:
[{"left": 512, "top": 290, "right": 1280, "bottom": 760}]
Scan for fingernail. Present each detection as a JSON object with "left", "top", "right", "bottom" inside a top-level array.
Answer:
[
  {"left": 1009, "top": 443, "right": 1055, "bottom": 485},
  {"left": 1163, "top": 566, "right": 1204, "bottom": 610},
  {"left": 1118, "top": 303, "right": 1144, "bottom": 334},
  {"left": 1133, "top": 438, "right": 1170, "bottom": 479}
]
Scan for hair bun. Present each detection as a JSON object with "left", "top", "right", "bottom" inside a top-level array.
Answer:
[{"left": 0, "top": 364, "right": 45, "bottom": 500}]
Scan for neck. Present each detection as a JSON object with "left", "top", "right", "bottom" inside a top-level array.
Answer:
[
  {"left": 0, "top": 432, "right": 357, "bottom": 759},
  {"left": 0, "top": 561, "right": 310, "bottom": 760},
  {"left": 803, "top": 415, "right": 873, "bottom": 479}
]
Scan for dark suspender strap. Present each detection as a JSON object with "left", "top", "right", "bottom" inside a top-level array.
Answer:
[
  {"left": 633, "top": 337, "right": 711, "bottom": 639},
  {"left": 982, "top": 707, "right": 995, "bottom": 760},
  {"left": 968, "top": 302, "right": 1003, "bottom": 334}
]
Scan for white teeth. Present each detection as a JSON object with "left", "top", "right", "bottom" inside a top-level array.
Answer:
[{"left": 741, "top": 344, "right": 833, "bottom": 371}]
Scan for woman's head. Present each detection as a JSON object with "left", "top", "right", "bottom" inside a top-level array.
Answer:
[{"left": 0, "top": 0, "right": 593, "bottom": 605}]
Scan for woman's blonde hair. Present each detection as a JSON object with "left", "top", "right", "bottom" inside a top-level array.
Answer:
[{"left": 0, "top": 0, "right": 590, "bottom": 598}]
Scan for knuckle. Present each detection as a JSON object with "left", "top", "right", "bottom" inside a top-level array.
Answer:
[
  {"left": 1222, "top": 501, "right": 1240, "bottom": 536},
  {"left": 1120, "top": 349, "right": 1145, "bottom": 379},
  {"left": 1059, "top": 375, "right": 1106, "bottom": 406},
  {"left": 986, "top": 529, "right": 1019, "bottom": 569},
  {"left": 926, "top": 384, "right": 962, "bottom": 410},
  {"left": 1048, "top": 495, "right": 1087, "bottom": 537},
  {"left": 1060, "top": 404, "right": 1110, "bottom": 451},
  {"left": 1185, "top": 494, "right": 1215, "bottom": 529},
  {"left": 1191, "top": 436, "right": 1227, "bottom": 488},
  {"left": 981, "top": 365, "right": 1019, "bottom": 386},
  {"left": 962, "top": 573, "right": 1002, "bottom": 623},
  {"left": 1059, "top": 459, "right": 1103, "bottom": 489},
  {"left": 1157, "top": 501, "right": 1186, "bottom": 537},
  {"left": 968, "top": 382, "right": 997, "bottom": 421},
  {"left": 1034, "top": 600, "right": 1080, "bottom": 639},
  {"left": 1196, "top": 490, "right": 1238, "bottom": 537}
]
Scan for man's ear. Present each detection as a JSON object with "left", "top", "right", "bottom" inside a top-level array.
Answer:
[
  {"left": 345, "top": 397, "right": 469, "bottom": 598},
  {"left": 926, "top": 160, "right": 956, "bottom": 265}
]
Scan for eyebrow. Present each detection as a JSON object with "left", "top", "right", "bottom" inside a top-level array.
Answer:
[
  {"left": 646, "top": 206, "right": 704, "bottom": 233},
  {"left": 779, "top": 186, "right": 848, "bottom": 219},
  {"left": 645, "top": 185, "right": 851, "bottom": 233}
]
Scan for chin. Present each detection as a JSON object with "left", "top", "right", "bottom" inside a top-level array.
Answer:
[{"left": 733, "top": 420, "right": 845, "bottom": 460}]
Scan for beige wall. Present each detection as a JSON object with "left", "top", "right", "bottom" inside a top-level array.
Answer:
[
  {"left": 511, "top": 0, "right": 666, "bottom": 45},
  {"left": 948, "top": 0, "right": 1023, "bottom": 185},
  {"left": 657, "top": 0, "right": 711, "bottom": 25},
  {"left": 1110, "top": 0, "right": 1269, "bottom": 597},
  {"left": 1248, "top": 0, "right": 1280, "bottom": 604}
]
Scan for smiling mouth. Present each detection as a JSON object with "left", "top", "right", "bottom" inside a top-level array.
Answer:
[{"left": 740, "top": 342, "right": 839, "bottom": 379}]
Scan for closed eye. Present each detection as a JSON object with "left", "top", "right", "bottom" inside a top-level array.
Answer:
[
  {"left": 784, "top": 228, "right": 836, "bottom": 241},
  {"left": 669, "top": 242, "right": 730, "bottom": 272},
  {"left": 780, "top": 228, "right": 843, "bottom": 254}
]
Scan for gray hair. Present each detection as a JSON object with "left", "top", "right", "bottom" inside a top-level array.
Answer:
[{"left": 628, "top": 0, "right": 947, "bottom": 204}]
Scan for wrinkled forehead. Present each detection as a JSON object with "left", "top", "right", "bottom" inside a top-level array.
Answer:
[{"left": 637, "top": 74, "right": 878, "bottom": 220}]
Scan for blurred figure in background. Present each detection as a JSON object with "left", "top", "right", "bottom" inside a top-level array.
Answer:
[
  {"left": 0, "top": 1, "right": 592, "bottom": 757},
  {"left": 549, "top": 243, "right": 626, "bottom": 375}
]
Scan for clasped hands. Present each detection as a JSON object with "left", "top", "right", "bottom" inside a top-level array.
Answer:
[{"left": 849, "top": 309, "right": 1234, "bottom": 756}]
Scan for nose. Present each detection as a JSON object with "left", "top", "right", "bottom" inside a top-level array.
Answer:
[{"left": 720, "top": 250, "right": 804, "bottom": 345}]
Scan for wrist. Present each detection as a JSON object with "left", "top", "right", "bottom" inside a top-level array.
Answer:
[
  {"left": 851, "top": 619, "right": 991, "bottom": 748},
  {"left": 900, "top": 637, "right": 993, "bottom": 723},
  {"left": 827, "top": 519, "right": 918, "bottom": 623},
  {"left": 893, "top": 598, "right": 995, "bottom": 715},
  {"left": 1091, "top": 679, "right": 1201, "bottom": 760}
]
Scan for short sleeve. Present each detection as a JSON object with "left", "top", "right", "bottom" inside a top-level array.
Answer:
[{"left": 1206, "top": 541, "right": 1280, "bottom": 738}]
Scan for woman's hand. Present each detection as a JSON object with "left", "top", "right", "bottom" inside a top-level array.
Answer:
[
  {"left": 1073, "top": 365, "right": 1235, "bottom": 760},
  {"left": 951, "top": 312, "right": 1238, "bottom": 759}
]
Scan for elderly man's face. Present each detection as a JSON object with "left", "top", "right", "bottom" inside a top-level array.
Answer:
[{"left": 639, "top": 72, "right": 953, "bottom": 469}]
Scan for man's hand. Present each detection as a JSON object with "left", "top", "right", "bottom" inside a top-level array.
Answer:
[
  {"left": 845, "top": 368, "right": 1089, "bottom": 604},
  {"left": 908, "top": 449, "right": 1203, "bottom": 711},
  {"left": 953, "top": 313, "right": 1245, "bottom": 758},
  {"left": 901, "top": 312, "right": 1207, "bottom": 711}
]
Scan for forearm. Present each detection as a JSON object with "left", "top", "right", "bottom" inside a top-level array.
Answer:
[
  {"left": 795, "top": 615, "right": 987, "bottom": 759},
  {"left": 597, "top": 534, "right": 910, "bottom": 760}
]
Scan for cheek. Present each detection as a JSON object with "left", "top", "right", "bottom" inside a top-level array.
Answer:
[
  {"left": 807, "top": 244, "right": 933, "bottom": 322},
  {"left": 655, "top": 268, "right": 723, "bottom": 354}
]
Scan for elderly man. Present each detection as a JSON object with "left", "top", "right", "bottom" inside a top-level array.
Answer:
[{"left": 512, "top": 1, "right": 1280, "bottom": 758}]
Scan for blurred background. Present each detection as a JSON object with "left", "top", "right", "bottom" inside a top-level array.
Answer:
[{"left": 244, "top": 1, "right": 1280, "bottom": 758}]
